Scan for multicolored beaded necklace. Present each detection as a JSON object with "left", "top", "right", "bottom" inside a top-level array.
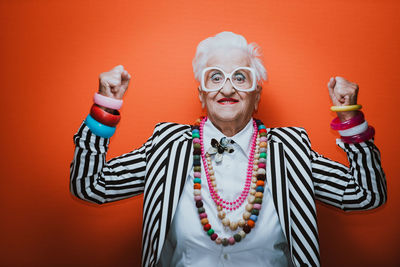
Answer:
[{"left": 191, "top": 117, "right": 268, "bottom": 245}]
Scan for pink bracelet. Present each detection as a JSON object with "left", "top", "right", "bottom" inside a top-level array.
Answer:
[
  {"left": 340, "top": 126, "right": 375, "bottom": 144},
  {"left": 330, "top": 111, "right": 364, "bottom": 131},
  {"left": 93, "top": 93, "right": 123, "bottom": 110}
]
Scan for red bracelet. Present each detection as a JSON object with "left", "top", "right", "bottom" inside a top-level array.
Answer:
[
  {"left": 330, "top": 111, "right": 365, "bottom": 131},
  {"left": 340, "top": 126, "right": 375, "bottom": 144},
  {"left": 90, "top": 104, "right": 121, "bottom": 127}
]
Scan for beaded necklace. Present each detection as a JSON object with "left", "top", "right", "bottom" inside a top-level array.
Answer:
[
  {"left": 201, "top": 119, "right": 258, "bottom": 211},
  {"left": 191, "top": 117, "right": 268, "bottom": 245}
]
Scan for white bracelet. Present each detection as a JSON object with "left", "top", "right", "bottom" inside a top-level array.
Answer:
[{"left": 339, "top": 120, "right": 368, "bottom": 136}]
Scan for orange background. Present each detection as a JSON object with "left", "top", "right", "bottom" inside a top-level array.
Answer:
[{"left": 1, "top": 0, "right": 399, "bottom": 266}]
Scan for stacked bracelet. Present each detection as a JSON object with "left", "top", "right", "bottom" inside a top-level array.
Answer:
[
  {"left": 85, "top": 114, "right": 116, "bottom": 138},
  {"left": 90, "top": 104, "right": 121, "bottom": 127},
  {"left": 330, "top": 104, "right": 362, "bottom": 112},
  {"left": 340, "top": 126, "right": 375, "bottom": 144},
  {"left": 330, "top": 108, "right": 375, "bottom": 143},
  {"left": 330, "top": 111, "right": 364, "bottom": 130},
  {"left": 85, "top": 93, "right": 123, "bottom": 138},
  {"left": 94, "top": 93, "right": 123, "bottom": 110},
  {"left": 339, "top": 121, "right": 368, "bottom": 137}
]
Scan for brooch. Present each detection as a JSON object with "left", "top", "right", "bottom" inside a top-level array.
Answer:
[{"left": 207, "top": 137, "right": 235, "bottom": 163}]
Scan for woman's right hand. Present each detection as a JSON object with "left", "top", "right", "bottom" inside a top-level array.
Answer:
[{"left": 98, "top": 65, "right": 131, "bottom": 100}]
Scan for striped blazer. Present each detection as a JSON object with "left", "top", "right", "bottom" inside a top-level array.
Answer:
[{"left": 70, "top": 121, "right": 386, "bottom": 267}]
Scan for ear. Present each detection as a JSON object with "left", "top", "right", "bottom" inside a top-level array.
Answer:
[
  {"left": 254, "top": 85, "right": 262, "bottom": 112},
  {"left": 198, "top": 86, "right": 205, "bottom": 109}
]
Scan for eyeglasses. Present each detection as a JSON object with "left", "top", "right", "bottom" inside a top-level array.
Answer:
[{"left": 200, "top": 66, "right": 256, "bottom": 92}]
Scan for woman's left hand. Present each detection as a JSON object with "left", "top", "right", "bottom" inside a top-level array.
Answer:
[{"left": 327, "top": 76, "right": 359, "bottom": 121}]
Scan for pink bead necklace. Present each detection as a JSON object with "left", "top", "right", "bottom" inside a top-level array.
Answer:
[{"left": 199, "top": 117, "right": 258, "bottom": 211}]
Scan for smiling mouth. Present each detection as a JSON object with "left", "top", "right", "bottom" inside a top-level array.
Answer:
[{"left": 217, "top": 98, "right": 239, "bottom": 105}]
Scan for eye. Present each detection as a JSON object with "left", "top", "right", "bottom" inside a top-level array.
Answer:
[
  {"left": 233, "top": 72, "right": 246, "bottom": 83},
  {"left": 211, "top": 72, "right": 223, "bottom": 82}
]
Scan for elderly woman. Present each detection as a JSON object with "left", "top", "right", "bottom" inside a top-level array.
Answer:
[{"left": 70, "top": 32, "right": 386, "bottom": 267}]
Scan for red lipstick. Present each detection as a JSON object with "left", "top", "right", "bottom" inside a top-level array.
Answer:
[{"left": 217, "top": 98, "right": 239, "bottom": 105}]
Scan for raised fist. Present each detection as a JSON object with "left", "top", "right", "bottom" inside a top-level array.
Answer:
[
  {"left": 98, "top": 65, "right": 131, "bottom": 100},
  {"left": 327, "top": 76, "right": 359, "bottom": 121}
]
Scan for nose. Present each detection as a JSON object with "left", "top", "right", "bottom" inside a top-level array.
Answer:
[{"left": 220, "top": 78, "right": 235, "bottom": 96}]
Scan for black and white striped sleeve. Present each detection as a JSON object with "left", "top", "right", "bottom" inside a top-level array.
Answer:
[
  {"left": 301, "top": 130, "right": 387, "bottom": 211},
  {"left": 69, "top": 121, "right": 159, "bottom": 204}
]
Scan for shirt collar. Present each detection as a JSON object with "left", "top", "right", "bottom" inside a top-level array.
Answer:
[{"left": 203, "top": 118, "right": 254, "bottom": 157}]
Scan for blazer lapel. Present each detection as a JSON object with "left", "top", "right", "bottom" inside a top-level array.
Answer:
[
  {"left": 266, "top": 138, "right": 293, "bottom": 252},
  {"left": 156, "top": 130, "right": 193, "bottom": 261}
]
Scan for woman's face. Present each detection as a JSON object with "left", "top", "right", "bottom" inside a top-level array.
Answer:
[{"left": 198, "top": 48, "right": 262, "bottom": 127}]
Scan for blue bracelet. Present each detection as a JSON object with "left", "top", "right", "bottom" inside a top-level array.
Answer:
[{"left": 85, "top": 114, "right": 116, "bottom": 138}]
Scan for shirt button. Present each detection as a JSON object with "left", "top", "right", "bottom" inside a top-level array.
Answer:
[{"left": 224, "top": 254, "right": 228, "bottom": 260}]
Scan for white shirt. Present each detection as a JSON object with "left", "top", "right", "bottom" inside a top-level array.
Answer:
[{"left": 158, "top": 119, "right": 293, "bottom": 266}]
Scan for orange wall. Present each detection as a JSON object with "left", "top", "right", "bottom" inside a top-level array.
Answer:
[{"left": 1, "top": 0, "right": 399, "bottom": 266}]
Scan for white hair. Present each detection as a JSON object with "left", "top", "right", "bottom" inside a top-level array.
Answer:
[{"left": 192, "top": 31, "right": 267, "bottom": 83}]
